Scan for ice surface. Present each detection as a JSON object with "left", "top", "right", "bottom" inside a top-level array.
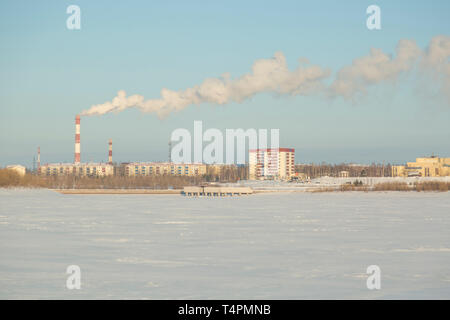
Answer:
[{"left": 0, "top": 189, "right": 449, "bottom": 299}]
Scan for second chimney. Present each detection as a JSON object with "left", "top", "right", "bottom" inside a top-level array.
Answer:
[
  {"left": 108, "top": 139, "right": 112, "bottom": 164},
  {"left": 75, "top": 115, "right": 80, "bottom": 164}
]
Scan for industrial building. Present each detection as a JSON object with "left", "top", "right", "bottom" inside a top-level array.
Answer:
[
  {"left": 33, "top": 114, "right": 296, "bottom": 180},
  {"left": 36, "top": 114, "right": 213, "bottom": 178},
  {"left": 249, "top": 148, "right": 295, "bottom": 180},
  {"left": 392, "top": 156, "right": 450, "bottom": 177},
  {"left": 38, "top": 115, "right": 114, "bottom": 177}
]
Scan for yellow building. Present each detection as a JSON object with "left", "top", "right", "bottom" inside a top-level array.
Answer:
[
  {"left": 39, "top": 163, "right": 114, "bottom": 177},
  {"left": 392, "top": 156, "right": 450, "bottom": 177},
  {"left": 6, "top": 165, "right": 27, "bottom": 176},
  {"left": 339, "top": 170, "right": 350, "bottom": 178},
  {"left": 123, "top": 162, "right": 207, "bottom": 177}
]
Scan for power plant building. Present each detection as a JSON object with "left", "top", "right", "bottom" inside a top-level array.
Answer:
[
  {"left": 249, "top": 148, "right": 295, "bottom": 180},
  {"left": 33, "top": 114, "right": 296, "bottom": 180},
  {"left": 38, "top": 115, "right": 114, "bottom": 177}
]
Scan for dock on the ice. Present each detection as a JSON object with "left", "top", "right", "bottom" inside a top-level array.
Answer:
[{"left": 182, "top": 186, "right": 253, "bottom": 196}]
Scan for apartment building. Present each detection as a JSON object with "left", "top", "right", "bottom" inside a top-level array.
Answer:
[
  {"left": 39, "top": 163, "right": 114, "bottom": 177},
  {"left": 249, "top": 148, "right": 295, "bottom": 180},
  {"left": 123, "top": 162, "right": 207, "bottom": 177}
]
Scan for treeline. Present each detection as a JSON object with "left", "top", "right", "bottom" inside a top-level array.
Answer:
[
  {"left": 0, "top": 169, "right": 48, "bottom": 188},
  {"left": 374, "top": 181, "right": 450, "bottom": 192},
  {"left": 316, "top": 181, "right": 450, "bottom": 192},
  {"left": 295, "top": 163, "right": 392, "bottom": 178},
  {"left": 0, "top": 168, "right": 245, "bottom": 189},
  {"left": 205, "top": 165, "right": 248, "bottom": 182}
]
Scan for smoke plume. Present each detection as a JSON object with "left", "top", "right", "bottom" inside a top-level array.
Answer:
[
  {"left": 420, "top": 35, "right": 450, "bottom": 103},
  {"left": 81, "top": 36, "right": 450, "bottom": 117},
  {"left": 81, "top": 52, "right": 330, "bottom": 118},
  {"left": 329, "top": 39, "right": 422, "bottom": 98},
  {"left": 330, "top": 35, "right": 450, "bottom": 100}
]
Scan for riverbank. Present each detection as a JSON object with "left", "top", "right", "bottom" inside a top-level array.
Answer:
[{"left": 53, "top": 189, "right": 182, "bottom": 194}]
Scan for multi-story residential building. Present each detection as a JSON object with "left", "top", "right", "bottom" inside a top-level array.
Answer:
[
  {"left": 249, "top": 148, "right": 295, "bottom": 180},
  {"left": 392, "top": 156, "right": 450, "bottom": 177},
  {"left": 122, "top": 162, "right": 207, "bottom": 177},
  {"left": 39, "top": 163, "right": 114, "bottom": 177}
]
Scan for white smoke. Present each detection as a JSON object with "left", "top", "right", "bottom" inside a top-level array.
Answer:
[
  {"left": 420, "top": 35, "right": 450, "bottom": 103},
  {"left": 330, "top": 36, "right": 450, "bottom": 100},
  {"left": 81, "top": 52, "right": 330, "bottom": 118},
  {"left": 329, "top": 39, "right": 422, "bottom": 98},
  {"left": 422, "top": 35, "right": 450, "bottom": 67},
  {"left": 81, "top": 36, "right": 450, "bottom": 117}
]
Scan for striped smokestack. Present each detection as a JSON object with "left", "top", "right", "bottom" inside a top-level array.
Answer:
[
  {"left": 37, "top": 146, "right": 40, "bottom": 168},
  {"left": 108, "top": 139, "right": 112, "bottom": 164},
  {"left": 75, "top": 115, "right": 80, "bottom": 164},
  {"left": 37, "top": 146, "right": 41, "bottom": 174}
]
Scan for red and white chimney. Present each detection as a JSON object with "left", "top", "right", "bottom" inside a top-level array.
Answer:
[
  {"left": 75, "top": 115, "right": 81, "bottom": 164},
  {"left": 108, "top": 139, "right": 112, "bottom": 164},
  {"left": 37, "top": 146, "right": 41, "bottom": 173}
]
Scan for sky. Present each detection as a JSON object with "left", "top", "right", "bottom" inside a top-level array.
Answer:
[{"left": 0, "top": 0, "right": 449, "bottom": 167}]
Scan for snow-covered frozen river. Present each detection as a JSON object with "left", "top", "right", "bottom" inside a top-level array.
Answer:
[{"left": 0, "top": 189, "right": 449, "bottom": 299}]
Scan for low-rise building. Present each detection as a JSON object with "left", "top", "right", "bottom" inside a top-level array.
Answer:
[
  {"left": 6, "top": 165, "right": 26, "bottom": 176},
  {"left": 392, "top": 156, "right": 450, "bottom": 177},
  {"left": 290, "top": 172, "right": 309, "bottom": 182},
  {"left": 339, "top": 170, "right": 350, "bottom": 178}
]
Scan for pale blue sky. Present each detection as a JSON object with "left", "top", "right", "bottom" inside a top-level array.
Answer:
[{"left": 0, "top": 0, "right": 449, "bottom": 167}]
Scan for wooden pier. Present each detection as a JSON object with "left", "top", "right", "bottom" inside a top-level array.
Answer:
[{"left": 182, "top": 186, "right": 253, "bottom": 196}]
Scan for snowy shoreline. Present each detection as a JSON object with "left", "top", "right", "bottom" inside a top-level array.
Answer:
[{"left": 0, "top": 176, "right": 449, "bottom": 194}]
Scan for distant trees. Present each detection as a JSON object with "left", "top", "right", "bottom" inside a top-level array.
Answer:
[
  {"left": 0, "top": 169, "right": 22, "bottom": 187},
  {"left": 205, "top": 165, "right": 248, "bottom": 182},
  {"left": 0, "top": 169, "right": 47, "bottom": 187},
  {"left": 295, "top": 163, "right": 392, "bottom": 178},
  {"left": 0, "top": 172, "right": 206, "bottom": 189},
  {"left": 0, "top": 165, "right": 248, "bottom": 189}
]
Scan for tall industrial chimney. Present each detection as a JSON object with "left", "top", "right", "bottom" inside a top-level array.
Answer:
[
  {"left": 108, "top": 139, "right": 112, "bottom": 164},
  {"left": 37, "top": 146, "right": 41, "bottom": 174},
  {"left": 75, "top": 115, "right": 81, "bottom": 164},
  {"left": 37, "top": 146, "right": 40, "bottom": 168}
]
